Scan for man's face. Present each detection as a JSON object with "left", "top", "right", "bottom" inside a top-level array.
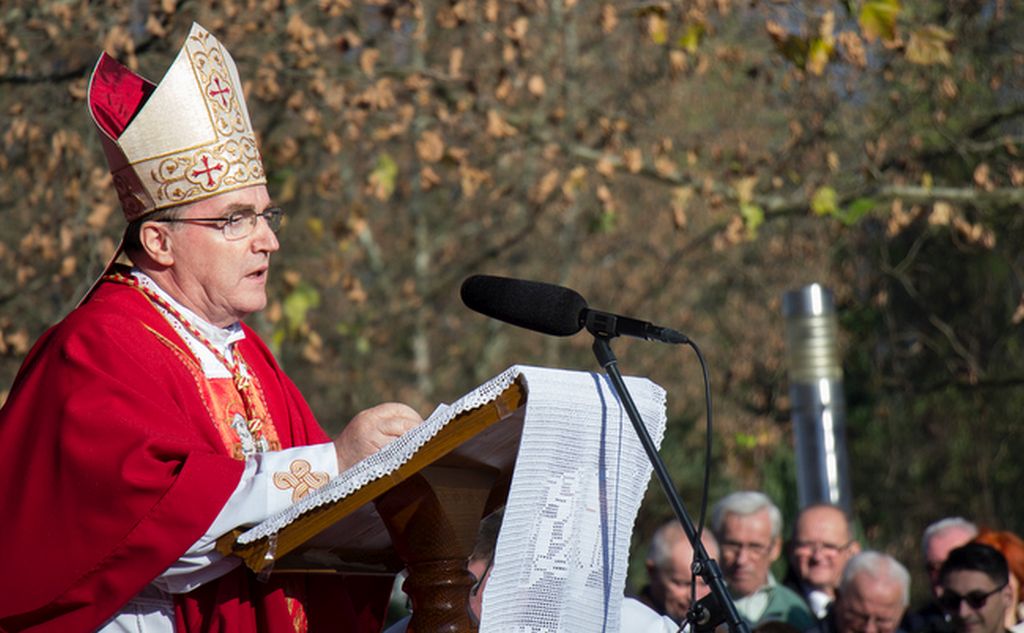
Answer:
[
  {"left": 790, "top": 506, "right": 859, "bottom": 595},
  {"left": 157, "top": 185, "right": 279, "bottom": 327},
  {"left": 647, "top": 538, "right": 711, "bottom": 622},
  {"left": 940, "top": 570, "right": 1011, "bottom": 633},
  {"left": 926, "top": 528, "right": 977, "bottom": 597},
  {"left": 835, "top": 572, "right": 907, "bottom": 633},
  {"left": 719, "top": 509, "right": 780, "bottom": 598}
]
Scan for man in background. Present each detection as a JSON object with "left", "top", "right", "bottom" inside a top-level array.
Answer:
[
  {"left": 907, "top": 517, "right": 980, "bottom": 633},
  {"left": 827, "top": 551, "right": 911, "bottom": 633},
  {"left": 786, "top": 504, "right": 861, "bottom": 619},
  {"left": 938, "top": 543, "right": 1013, "bottom": 633},
  {"left": 636, "top": 518, "right": 721, "bottom": 623},
  {"left": 712, "top": 491, "right": 816, "bottom": 631}
]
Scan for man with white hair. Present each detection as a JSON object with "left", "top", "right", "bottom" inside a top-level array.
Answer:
[
  {"left": 906, "top": 517, "right": 979, "bottom": 633},
  {"left": 712, "top": 491, "right": 816, "bottom": 630},
  {"left": 925, "top": 519, "right": 981, "bottom": 598},
  {"left": 637, "top": 518, "right": 721, "bottom": 623},
  {"left": 828, "top": 551, "right": 911, "bottom": 633}
]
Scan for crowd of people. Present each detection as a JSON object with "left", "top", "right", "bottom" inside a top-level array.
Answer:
[{"left": 635, "top": 492, "right": 1024, "bottom": 633}]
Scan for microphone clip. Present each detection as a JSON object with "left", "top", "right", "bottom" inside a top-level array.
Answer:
[{"left": 581, "top": 309, "right": 690, "bottom": 345}]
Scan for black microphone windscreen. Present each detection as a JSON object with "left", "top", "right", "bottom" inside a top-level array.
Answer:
[{"left": 460, "top": 275, "right": 587, "bottom": 337}]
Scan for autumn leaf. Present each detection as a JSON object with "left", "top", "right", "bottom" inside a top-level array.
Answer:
[
  {"left": 648, "top": 14, "right": 668, "bottom": 45},
  {"left": 839, "top": 198, "right": 876, "bottom": 225},
  {"left": 859, "top": 0, "right": 900, "bottom": 42},
  {"left": 906, "top": 25, "right": 953, "bottom": 66},
  {"left": 306, "top": 217, "right": 325, "bottom": 240},
  {"left": 734, "top": 176, "right": 758, "bottom": 204},
  {"left": 740, "top": 202, "right": 764, "bottom": 238},
  {"left": 678, "top": 22, "right": 704, "bottom": 53},
  {"left": 368, "top": 153, "right": 398, "bottom": 200},
  {"left": 811, "top": 186, "right": 839, "bottom": 216},
  {"left": 929, "top": 201, "right": 953, "bottom": 226},
  {"left": 359, "top": 48, "right": 380, "bottom": 76},
  {"left": 416, "top": 130, "right": 445, "bottom": 163},
  {"left": 838, "top": 31, "right": 867, "bottom": 68},
  {"left": 527, "top": 74, "right": 546, "bottom": 97},
  {"left": 806, "top": 37, "right": 834, "bottom": 75},
  {"left": 672, "top": 186, "right": 693, "bottom": 229},
  {"left": 596, "top": 154, "right": 616, "bottom": 177},
  {"left": 623, "top": 148, "right": 643, "bottom": 173},
  {"left": 283, "top": 282, "right": 321, "bottom": 336},
  {"left": 600, "top": 4, "right": 618, "bottom": 34},
  {"left": 766, "top": 21, "right": 810, "bottom": 70},
  {"left": 506, "top": 17, "right": 529, "bottom": 42},
  {"left": 449, "top": 47, "right": 464, "bottom": 77},
  {"left": 486, "top": 110, "right": 518, "bottom": 138}
]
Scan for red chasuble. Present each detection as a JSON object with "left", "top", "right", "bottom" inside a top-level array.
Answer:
[{"left": 0, "top": 281, "right": 390, "bottom": 632}]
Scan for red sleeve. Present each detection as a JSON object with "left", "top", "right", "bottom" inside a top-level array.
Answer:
[{"left": 0, "top": 286, "right": 245, "bottom": 632}]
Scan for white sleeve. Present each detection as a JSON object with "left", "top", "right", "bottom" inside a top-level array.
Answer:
[
  {"left": 152, "top": 442, "right": 339, "bottom": 594},
  {"left": 619, "top": 598, "right": 684, "bottom": 633}
]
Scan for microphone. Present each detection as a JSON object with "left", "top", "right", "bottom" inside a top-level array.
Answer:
[{"left": 460, "top": 275, "right": 689, "bottom": 344}]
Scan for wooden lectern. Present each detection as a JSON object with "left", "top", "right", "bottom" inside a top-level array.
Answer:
[{"left": 222, "top": 378, "right": 528, "bottom": 633}]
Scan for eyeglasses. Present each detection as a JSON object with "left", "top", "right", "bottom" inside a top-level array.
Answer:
[
  {"left": 793, "top": 540, "right": 853, "bottom": 556},
  {"left": 720, "top": 539, "right": 774, "bottom": 559},
  {"left": 155, "top": 207, "right": 284, "bottom": 240},
  {"left": 938, "top": 582, "right": 1007, "bottom": 612}
]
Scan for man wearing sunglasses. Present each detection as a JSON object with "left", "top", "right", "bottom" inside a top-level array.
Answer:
[
  {"left": 939, "top": 543, "right": 1015, "bottom": 633},
  {"left": 0, "top": 23, "right": 421, "bottom": 633}
]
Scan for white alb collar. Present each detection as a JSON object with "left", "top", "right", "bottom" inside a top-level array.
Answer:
[{"left": 131, "top": 268, "right": 246, "bottom": 357}]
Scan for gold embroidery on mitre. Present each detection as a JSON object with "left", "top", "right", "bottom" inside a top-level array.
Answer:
[
  {"left": 91, "top": 23, "right": 267, "bottom": 217},
  {"left": 149, "top": 137, "right": 264, "bottom": 204},
  {"left": 273, "top": 459, "right": 330, "bottom": 503}
]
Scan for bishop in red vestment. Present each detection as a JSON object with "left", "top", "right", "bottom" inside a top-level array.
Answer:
[{"left": 0, "top": 23, "right": 420, "bottom": 633}]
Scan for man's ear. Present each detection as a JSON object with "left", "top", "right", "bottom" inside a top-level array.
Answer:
[
  {"left": 769, "top": 536, "right": 783, "bottom": 562},
  {"left": 848, "top": 540, "right": 862, "bottom": 556},
  {"left": 139, "top": 222, "right": 175, "bottom": 267}
]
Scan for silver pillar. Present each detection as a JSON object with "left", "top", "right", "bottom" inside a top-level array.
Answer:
[{"left": 782, "top": 284, "right": 852, "bottom": 513}]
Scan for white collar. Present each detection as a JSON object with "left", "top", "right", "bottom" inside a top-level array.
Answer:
[
  {"left": 131, "top": 268, "right": 246, "bottom": 352},
  {"left": 131, "top": 269, "right": 246, "bottom": 379}
]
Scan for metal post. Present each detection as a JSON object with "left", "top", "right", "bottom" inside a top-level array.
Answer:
[{"left": 782, "top": 284, "right": 852, "bottom": 513}]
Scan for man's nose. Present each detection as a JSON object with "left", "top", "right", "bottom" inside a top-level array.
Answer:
[{"left": 253, "top": 216, "right": 280, "bottom": 252}]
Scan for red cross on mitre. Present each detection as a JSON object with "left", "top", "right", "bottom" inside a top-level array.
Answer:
[
  {"left": 207, "top": 75, "right": 232, "bottom": 109},
  {"left": 188, "top": 153, "right": 226, "bottom": 189}
]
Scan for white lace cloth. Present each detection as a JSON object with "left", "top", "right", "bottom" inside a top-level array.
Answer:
[
  {"left": 237, "top": 365, "right": 667, "bottom": 632},
  {"left": 479, "top": 366, "right": 666, "bottom": 633}
]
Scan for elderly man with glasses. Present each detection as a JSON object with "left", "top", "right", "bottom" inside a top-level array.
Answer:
[
  {"left": 0, "top": 24, "right": 421, "bottom": 633},
  {"left": 938, "top": 543, "right": 1015, "bottom": 633},
  {"left": 711, "top": 491, "right": 817, "bottom": 631},
  {"left": 785, "top": 504, "right": 862, "bottom": 619}
]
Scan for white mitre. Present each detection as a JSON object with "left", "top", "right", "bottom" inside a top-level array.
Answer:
[{"left": 87, "top": 22, "right": 265, "bottom": 221}]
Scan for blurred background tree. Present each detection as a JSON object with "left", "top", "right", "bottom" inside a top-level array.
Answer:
[{"left": 1, "top": 0, "right": 1021, "bottom": 604}]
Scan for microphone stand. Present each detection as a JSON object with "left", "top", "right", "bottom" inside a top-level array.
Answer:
[{"left": 591, "top": 335, "right": 749, "bottom": 633}]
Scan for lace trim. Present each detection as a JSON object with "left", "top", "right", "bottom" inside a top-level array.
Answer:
[{"left": 237, "top": 365, "right": 524, "bottom": 544}]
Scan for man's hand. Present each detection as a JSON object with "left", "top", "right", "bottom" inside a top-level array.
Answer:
[{"left": 334, "top": 402, "right": 423, "bottom": 472}]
